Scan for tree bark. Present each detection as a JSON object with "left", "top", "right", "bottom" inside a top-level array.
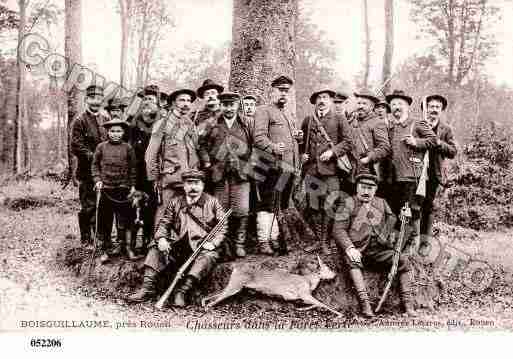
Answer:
[
  {"left": 15, "top": 0, "right": 28, "bottom": 174},
  {"left": 362, "top": 0, "right": 370, "bottom": 89},
  {"left": 119, "top": 0, "right": 131, "bottom": 89},
  {"left": 229, "top": 0, "right": 298, "bottom": 119},
  {"left": 65, "top": 0, "right": 82, "bottom": 182},
  {"left": 382, "top": 0, "right": 394, "bottom": 95}
]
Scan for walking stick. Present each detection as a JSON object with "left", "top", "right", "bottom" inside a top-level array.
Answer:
[{"left": 87, "top": 189, "right": 102, "bottom": 277}]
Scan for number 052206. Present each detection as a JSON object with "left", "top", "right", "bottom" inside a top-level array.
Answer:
[{"left": 30, "top": 338, "right": 62, "bottom": 348}]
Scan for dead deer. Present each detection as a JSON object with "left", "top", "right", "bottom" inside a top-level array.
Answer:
[{"left": 202, "top": 255, "right": 343, "bottom": 317}]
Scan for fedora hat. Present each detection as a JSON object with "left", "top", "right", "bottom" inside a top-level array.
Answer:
[
  {"left": 385, "top": 90, "right": 413, "bottom": 106},
  {"left": 197, "top": 79, "right": 224, "bottom": 98}
]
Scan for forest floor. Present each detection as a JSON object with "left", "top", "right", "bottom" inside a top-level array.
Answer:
[{"left": 1, "top": 179, "right": 512, "bottom": 333}]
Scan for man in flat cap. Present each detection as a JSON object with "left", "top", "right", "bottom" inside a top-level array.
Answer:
[
  {"left": 386, "top": 90, "right": 437, "bottom": 253},
  {"left": 347, "top": 90, "right": 391, "bottom": 192},
  {"left": 419, "top": 94, "right": 457, "bottom": 254},
  {"left": 146, "top": 88, "right": 201, "bottom": 223},
  {"left": 253, "top": 75, "right": 302, "bottom": 255},
  {"left": 199, "top": 92, "right": 252, "bottom": 257},
  {"left": 128, "top": 169, "right": 227, "bottom": 307},
  {"left": 300, "top": 88, "right": 353, "bottom": 254},
  {"left": 333, "top": 92, "right": 349, "bottom": 117},
  {"left": 70, "top": 85, "right": 109, "bottom": 247},
  {"left": 333, "top": 173, "right": 416, "bottom": 318}
]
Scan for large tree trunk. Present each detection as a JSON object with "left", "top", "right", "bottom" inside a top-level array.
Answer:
[
  {"left": 15, "top": 0, "right": 28, "bottom": 174},
  {"left": 64, "top": 0, "right": 82, "bottom": 183},
  {"left": 382, "top": 0, "right": 394, "bottom": 95},
  {"left": 119, "top": 0, "right": 130, "bottom": 89},
  {"left": 229, "top": 0, "right": 298, "bottom": 120},
  {"left": 362, "top": 0, "right": 370, "bottom": 89}
]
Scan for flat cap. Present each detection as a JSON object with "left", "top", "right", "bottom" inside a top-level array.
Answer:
[
  {"left": 271, "top": 75, "right": 293, "bottom": 88},
  {"left": 355, "top": 173, "right": 378, "bottom": 185},
  {"left": 105, "top": 98, "right": 127, "bottom": 111},
  {"left": 181, "top": 169, "right": 205, "bottom": 181},
  {"left": 219, "top": 92, "right": 241, "bottom": 103},
  {"left": 86, "top": 85, "right": 104, "bottom": 97}
]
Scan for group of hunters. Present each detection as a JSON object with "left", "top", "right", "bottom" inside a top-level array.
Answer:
[{"left": 71, "top": 75, "right": 457, "bottom": 318}]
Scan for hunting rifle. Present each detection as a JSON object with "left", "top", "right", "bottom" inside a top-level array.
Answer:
[
  {"left": 415, "top": 96, "right": 430, "bottom": 197},
  {"left": 375, "top": 202, "right": 412, "bottom": 313},
  {"left": 155, "top": 208, "right": 232, "bottom": 309}
]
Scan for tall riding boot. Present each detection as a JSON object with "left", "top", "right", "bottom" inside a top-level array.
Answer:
[
  {"left": 127, "top": 267, "right": 158, "bottom": 303},
  {"left": 257, "top": 212, "right": 274, "bottom": 255},
  {"left": 349, "top": 269, "right": 375, "bottom": 318},
  {"left": 234, "top": 216, "right": 249, "bottom": 258},
  {"left": 268, "top": 212, "right": 281, "bottom": 252},
  {"left": 78, "top": 212, "right": 92, "bottom": 245},
  {"left": 321, "top": 214, "right": 331, "bottom": 255},
  {"left": 172, "top": 275, "right": 197, "bottom": 308},
  {"left": 399, "top": 271, "right": 416, "bottom": 317}
]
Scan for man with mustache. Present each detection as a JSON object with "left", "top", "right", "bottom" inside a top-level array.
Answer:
[
  {"left": 146, "top": 88, "right": 201, "bottom": 222},
  {"left": 127, "top": 169, "right": 227, "bottom": 307},
  {"left": 105, "top": 97, "right": 128, "bottom": 121},
  {"left": 300, "top": 88, "right": 353, "bottom": 255},
  {"left": 253, "top": 75, "right": 302, "bottom": 255},
  {"left": 70, "top": 85, "right": 109, "bottom": 247},
  {"left": 419, "top": 94, "right": 457, "bottom": 254},
  {"left": 333, "top": 173, "right": 415, "bottom": 318},
  {"left": 200, "top": 92, "right": 252, "bottom": 257},
  {"left": 385, "top": 90, "right": 437, "bottom": 254},
  {"left": 333, "top": 92, "right": 348, "bottom": 117},
  {"left": 242, "top": 94, "right": 257, "bottom": 138},
  {"left": 194, "top": 79, "right": 224, "bottom": 135},
  {"left": 126, "top": 85, "right": 163, "bottom": 245},
  {"left": 347, "top": 90, "right": 391, "bottom": 195}
]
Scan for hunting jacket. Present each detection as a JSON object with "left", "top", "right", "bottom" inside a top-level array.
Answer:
[
  {"left": 199, "top": 114, "right": 252, "bottom": 184},
  {"left": 429, "top": 120, "right": 457, "bottom": 186},
  {"left": 127, "top": 116, "right": 154, "bottom": 190},
  {"left": 154, "top": 193, "right": 227, "bottom": 250},
  {"left": 300, "top": 109, "right": 353, "bottom": 177},
  {"left": 70, "top": 110, "right": 109, "bottom": 181}
]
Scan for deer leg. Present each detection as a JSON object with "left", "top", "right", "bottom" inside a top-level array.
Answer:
[
  {"left": 301, "top": 295, "right": 344, "bottom": 317},
  {"left": 203, "top": 270, "right": 247, "bottom": 310},
  {"left": 296, "top": 305, "right": 317, "bottom": 311}
]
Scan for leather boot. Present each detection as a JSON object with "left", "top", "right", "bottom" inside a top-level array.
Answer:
[
  {"left": 78, "top": 212, "right": 92, "bottom": 245},
  {"left": 399, "top": 271, "right": 416, "bottom": 317},
  {"left": 257, "top": 212, "right": 274, "bottom": 255},
  {"left": 349, "top": 269, "right": 375, "bottom": 318},
  {"left": 234, "top": 216, "right": 248, "bottom": 258},
  {"left": 172, "top": 275, "right": 196, "bottom": 308},
  {"left": 127, "top": 267, "right": 158, "bottom": 303}
]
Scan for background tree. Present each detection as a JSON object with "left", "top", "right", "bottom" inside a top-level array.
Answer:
[
  {"left": 229, "top": 0, "right": 298, "bottom": 119},
  {"left": 362, "top": 0, "right": 371, "bottom": 89},
  {"left": 118, "top": 0, "right": 133, "bottom": 89},
  {"left": 382, "top": 0, "right": 394, "bottom": 95}
]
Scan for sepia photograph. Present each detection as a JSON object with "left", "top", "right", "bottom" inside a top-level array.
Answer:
[{"left": 0, "top": 0, "right": 512, "bottom": 354}]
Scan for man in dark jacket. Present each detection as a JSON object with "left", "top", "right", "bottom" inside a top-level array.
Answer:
[
  {"left": 253, "top": 75, "right": 303, "bottom": 255},
  {"left": 386, "top": 90, "right": 437, "bottom": 253},
  {"left": 70, "top": 85, "right": 108, "bottom": 246},
  {"left": 194, "top": 79, "right": 224, "bottom": 134},
  {"left": 200, "top": 92, "right": 252, "bottom": 257},
  {"left": 300, "top": 88, "right": 353, "bottom": 254},
  {"left": 419, "top": 94, "right": 457, "bottom": 253}
]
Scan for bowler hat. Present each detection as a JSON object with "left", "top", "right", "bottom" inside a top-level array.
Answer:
[
  {"left": 385, "top": 90, "right": 413, "bottom": 106},
  {"left": 168, "top": 88, "right": 197, "bottom": 103},
  {"left": 219, "top": 92, "right": 241, "bottom": 103},
  {"left": 197, "top": 79, "right": 224, "bottom": 98},
  {"left": 354, "top": 89, "right": 380, "bottom": 104},
  {"left": 86, "top": 85, "right": 104, "bottom": 98},
  {"left": 271, "top": 75, "right": 294, "bottom": 88},
  {"left": 102, "top": 118, "right": 129, "bottom": 129},
  {"left": 355, "top": 173, "right": 378, "bottom": 186},
  {"left": 137, "top": 84, "right": 160, "bottom": 99},
  {"left": 310, "top": 88, "right": 336, "bottom": 104},
  {"left": 181, "top": 169, "right": 205, "bottom": 181},
  {"left": 421, "top": 94, "right": 448, "bottom": 111}
]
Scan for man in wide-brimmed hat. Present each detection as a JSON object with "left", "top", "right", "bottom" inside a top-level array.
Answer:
[
  {"left": 253, "top": 75, "right": 302, "bottom": 255},
  {"left": 194, "top": 79, "right": 224, "bottom": 127},
  {"left": 105, "top": 97, "right": 128, "bottom": 120},
  {"left": 333, "top": 173, "right": 416, "bottom": 318},
  {"left": 347, "top": 89, "right": 391, "bottom": 194},
  {"left": 300, "top": 88, "right": 353, "bottom": 254},
  {"left": 385, "top": 89, "right": 437, "bottom": 254},
  {"left": 374, "top": 99, "right": 391, "bottom": 121},
  {"left": 146, "top": 87, "right": 200, "bottom": 222},
  {"left": 128, "top": 169, "right": 227, "bottom": 307},
  {"left": 199, "top": 92, "right": 253, "bottom": 257},
  {"left": 70, "top": 85, "right": 109, "bottom": 247},
  {"left": 419, "top": 94, "right": 457, "bottom": 255}
]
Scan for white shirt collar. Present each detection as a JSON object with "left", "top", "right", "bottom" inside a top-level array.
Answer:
[{"left": 224, "top": 116, "right": 236, "bottom": 128}]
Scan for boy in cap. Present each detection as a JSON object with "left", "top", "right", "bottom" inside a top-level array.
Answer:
[
  {"left": 127, "top": 169, "right": 227, "bottom": 307},
  {"left": 333, "top": 173, "right": 416, "bottom": 318},
  {"left": 92, "top": 118, "right": 137, "bottom": 263},
  {"left": 70, "top": 85, "right": 109, "bottom": 246},
  {"left": 199, "top": 92, "right": 252, "bottom": 257}
]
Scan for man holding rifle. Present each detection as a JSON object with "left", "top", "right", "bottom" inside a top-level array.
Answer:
[
  {"left": 300, "top": 88, "right": 353, "bottom": 255},
  {"left": 127, "top": 169, "right": 227, "bottom": 307},
  {"left": 333, "top": 173, "right": 415, "bottom": 318}
]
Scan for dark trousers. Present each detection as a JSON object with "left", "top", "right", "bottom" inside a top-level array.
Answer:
[
  {"left": 78, "top": 180, "right": 96, "bottom": 243},
  {"left": 390, "top": 181, "right": 422, "bottom": 221},
  {"left": 139, "top": 180, "right": 158, "bottom": 240},
  {"left": 342, "top": 241, "right": 411, "bottom": 274},
  {"left": 256, "top": 167, "right": 295, "bottom": 212},
  {"left": 420, "top": 179, "right": 439, "bottom": 236},
  {"left": 97, "top": 187, "right": 132, "bottom": 252}
]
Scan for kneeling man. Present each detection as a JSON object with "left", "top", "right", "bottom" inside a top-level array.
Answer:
[
  {"left": 128, "top": 169, "right": 227, "bottom": 307},
  {"left": 333, "top": 173, "right": 416, "bottom": 318}
]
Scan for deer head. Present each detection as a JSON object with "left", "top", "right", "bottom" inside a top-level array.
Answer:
[{"left": 317, "top": 255, "right": 336, "bottom": 280}]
